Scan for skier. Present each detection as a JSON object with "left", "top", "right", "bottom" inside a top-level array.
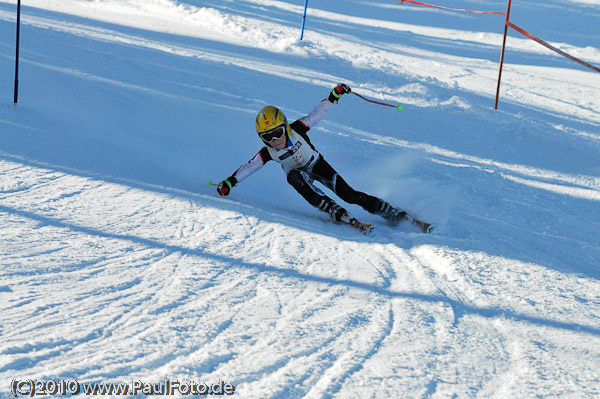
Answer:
[{"left": 215, "top": 84, "right": 411, "bottom": 232}]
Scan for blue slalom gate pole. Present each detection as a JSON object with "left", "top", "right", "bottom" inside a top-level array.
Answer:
[
  {"left": 300, "top": 0, "right": 308, "bottom": 40},
  {"left": 14, "top": 0, "right": 21, "bottom": 105}
]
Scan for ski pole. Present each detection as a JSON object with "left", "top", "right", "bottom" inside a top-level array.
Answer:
[
  {"left": 300, "top": 0, "right": 309, "bottom": 40},
  {"left": 352, "top": 92, "right": 403, "bottom": 111},
  {"left": 207, "top": 180, "right": 217, "bottom": 187}
]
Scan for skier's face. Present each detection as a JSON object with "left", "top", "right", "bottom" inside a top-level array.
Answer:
[{"left": 270, "top": 135, "right": 287, "bottom": 149}]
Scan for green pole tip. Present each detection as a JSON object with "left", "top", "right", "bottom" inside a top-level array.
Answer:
[
  {"left": 207, "top": 180, "right": 213, "bottom": 186},
  {"left": 397, "top": 104, "right": 403, "bottom": 111}
]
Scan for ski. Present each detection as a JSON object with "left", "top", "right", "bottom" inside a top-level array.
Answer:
[
  {"left": 404, "top": 214, "right": 434, "bottom": 234},
  {"left": 382, "top": 204, "right": 433, "bottom": 234},
  {"left": 340, "top": 215, "right": 374, "bottom": 235},
  {"left": 351, "top": 218, "right": 375, "bottom": 235},
  {"left": 349, "top": 218, "right": 375, "bottom": 235},
  {"left": 385, "top": 207, "right": 434, "bottom": 233}
]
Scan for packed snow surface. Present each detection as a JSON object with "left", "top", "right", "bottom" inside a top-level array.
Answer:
[{"left": 1, "top": 0, "right": 599, "bottom": 398}]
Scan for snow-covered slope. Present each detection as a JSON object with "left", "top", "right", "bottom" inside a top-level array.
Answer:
[{"left": 1, "top": 0, "right": 599, "bottom": 397}]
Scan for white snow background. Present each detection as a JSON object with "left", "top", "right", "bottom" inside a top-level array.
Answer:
[{"left": 1, "top": 0, "right": 599, "bottom": 397}]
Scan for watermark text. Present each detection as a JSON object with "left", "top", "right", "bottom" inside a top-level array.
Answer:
[{"left": 11, "top": 378, "right": 235, "bottom": 396}]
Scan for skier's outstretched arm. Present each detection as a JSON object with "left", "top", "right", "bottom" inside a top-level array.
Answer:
[
  {"left": 216, "top": 84, "right": 350, "bottom": 196},
  {"left": 294, "top": 84, "right": 352, "bottom": 132},
  {"left": 217, "top": 148, "right": 272, "bottom": 196}
]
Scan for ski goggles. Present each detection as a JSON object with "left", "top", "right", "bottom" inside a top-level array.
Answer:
[{"left": 259, "top": 125, "right": 286, "bottom": 143}]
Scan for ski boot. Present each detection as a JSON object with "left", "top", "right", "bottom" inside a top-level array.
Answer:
[
  {"left": 378, "top": 201, "right": 408, "bottom": 225},
  {"left": 327, "top": 203, "right": 374, "bottom": 235},
  {"left": 379, "top": 201, "right": 433, "bottom": 233}
]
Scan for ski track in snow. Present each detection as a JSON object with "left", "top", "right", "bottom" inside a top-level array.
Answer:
[
  {"left": 1, "top": 0, "right": 600, "bottom": 397},
  {"left": 1, "top": 156, "right": 599, "bottom": 397}
]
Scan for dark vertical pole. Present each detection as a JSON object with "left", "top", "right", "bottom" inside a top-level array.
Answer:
[
  {"left": 14, "top": 0, "right": 21, "bottom": 105},
  {"left": 495, "top": 0, "right": 512, "bottom": 109}
]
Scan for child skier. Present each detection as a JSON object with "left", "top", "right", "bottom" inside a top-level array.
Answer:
[{"left": 215, "top": 84, "right": 418, "bottom": 233}]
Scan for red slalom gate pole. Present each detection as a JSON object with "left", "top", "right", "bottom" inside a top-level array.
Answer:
[{"left": 495, "top": 0, "right": 512, "bottom": 110}]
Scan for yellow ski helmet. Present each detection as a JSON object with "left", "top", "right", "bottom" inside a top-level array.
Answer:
[{"left": 255, "top": 106, "right": 290, "bottom": 141}]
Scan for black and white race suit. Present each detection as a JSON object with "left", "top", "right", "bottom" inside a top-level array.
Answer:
[{"left": 226, "top": 98, "right": 388, "bottom": 219}]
